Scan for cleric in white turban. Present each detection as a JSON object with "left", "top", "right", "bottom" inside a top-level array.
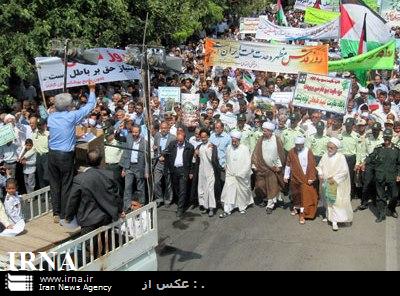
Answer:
[
  {"left": 316, "top": 136, "right": 353, "bottom": 231},
  {"left": 262, "top": 121, "right": 275, "bottom": 131},
  {"left": 220, "top": 128, "right": 253, "bottom": 218},
  {"left": 230, "top": 130, "right": 242, "bottom": 140},
  {"left": 328, "top": 137, "right": 341, "bottom": 150}
]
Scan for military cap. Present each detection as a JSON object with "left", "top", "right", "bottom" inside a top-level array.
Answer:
[
  {"left": 289, "top": 113, "right": 299, "bottom": 122},
  {"left": 37, "top": 117, "right": 47, "bottom": 126},
  {"left": 316, "top": 120, "right": 325, "bottom": 128},
  {"left": 237, "top": 113, "right": 247, "bottom": 121},
  {"left": 259, "top": 115, "right": 267, "bottom": 122},
  {"left": 344, "top": 117, "right": 355, "bottom": 126},
  {"left": 372, "top": 122, "right": 382, "bottom": 130},
  {"left": 383, "top": 128, "right": 393, "bottom": 138},
  {"left": 105, "top": 127, "right": 115, "bottom": 137}
]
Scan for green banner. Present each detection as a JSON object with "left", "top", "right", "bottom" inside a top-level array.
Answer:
[
  {"left": 363, "top": 0, "right": 378, "bottom": 11},
  {"left": 304, "top": 7, "right": 340, "bottom": 25},
  {"left": 328, "top": 40, "right": 395, "bottom": 72}
]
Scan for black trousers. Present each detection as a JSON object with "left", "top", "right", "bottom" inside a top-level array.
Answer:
[
  {"left": 376, "top": 180, "right": 398, "bottom": 217},
  {"left": 361, "top": 167, "right": 375, "bottom": 206},
  {"left": 36, "top": 153, "right": 49, "bottom": 189},
  {"left": 171, "top": 167, "right": 188, "bottom": 213},
  {"left": 345, "top": 155, "right": 356, "bottom": 198},
  {"left": 48, "top": 150, "right": 75, "bottom": 219}
]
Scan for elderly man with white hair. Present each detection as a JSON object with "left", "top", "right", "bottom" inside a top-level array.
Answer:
[
  {"left": 219, "top": 131, "right": 254, "bottom": 218},
  {"left": 48, "top": 82, "right": 97, "bottom": 224},
  {"left": 317, "top": 138, "right": 353, "bottom": 231},
  {"left": 252, "top": 121, "right": 285, "bottom": 214}
]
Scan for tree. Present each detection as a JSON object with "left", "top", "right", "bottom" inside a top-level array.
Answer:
[{"left": 0, "top": 0, "right": 272, "bottom": 98}]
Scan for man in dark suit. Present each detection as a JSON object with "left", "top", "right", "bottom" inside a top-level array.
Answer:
[
  {"left": 162, "top": 131, "right": 194, "bottom": 218},
  {"left": 119, "top": 125, "right": 148, "bottom": 211},
  {"left": 65, "top": 149, "right": 124, "bottom": 236},
  {"left": 153, "top": 121, "right": 176, "bottom": 207}
]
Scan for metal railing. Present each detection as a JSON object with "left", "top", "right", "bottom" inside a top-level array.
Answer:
[
  {"left": 21, "top": 186, "right": 51, "bottom": 221},
  {"left": 3, "top": 202, "right": 158, "bottom": 271}
]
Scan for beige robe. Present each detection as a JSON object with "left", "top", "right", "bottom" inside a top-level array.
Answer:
[
  {"left": 317, "top": 152, "right": 353, "bottom": 223},
  {"left": 221, "top": 144, "right": 253, "bottom": 211}
]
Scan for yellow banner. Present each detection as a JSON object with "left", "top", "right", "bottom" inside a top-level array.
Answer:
[{"left": 205, "top": 38, "right": 328, "bottom": 75}]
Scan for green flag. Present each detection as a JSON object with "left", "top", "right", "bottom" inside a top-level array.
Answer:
[
  {"left": 363, "top": 0, "right": 378, "bottom": 11},
  {"left": 304, "top": 7, "right": 340, "bottom": 25},
  {"left": 328, "top": 39, "right": 395, "bottom": 72}
]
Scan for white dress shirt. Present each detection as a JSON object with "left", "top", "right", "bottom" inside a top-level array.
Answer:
[
  {"left": 130, "top": 139, "right": 140, "bottom": 163},
  {"left": 174, "top": 143, "right": 185, "bottom": 167}
]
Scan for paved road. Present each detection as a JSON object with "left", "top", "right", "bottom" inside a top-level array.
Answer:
[{"left": 156, "top": 198, "right": 399, "bottom": 271}]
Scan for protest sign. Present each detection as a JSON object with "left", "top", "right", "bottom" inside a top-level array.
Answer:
[
  {"left": 181, "top": 93, "right": 200, "bottom": 127},
  {"left": 293, "top": 72, "right": 351, "bottom": 114},
  {"left": 256, "top": 16, "right": 338, "bottom": 41},
  {"left": 0, "top": 124, "right": 16, "bottom": 147},
  {"left": 220, "top": 114, "right": 237, "bottom": 131},
  {"left": 270, "top": 92, "right": 293, "bottom": 105},
  {"left": 304, "top": 7, "right": 341, "bottom": 25},
  {"left": 381, "top": 0, "right": 400, "bottom": 27},
  {"left": 253, "top": 96, "right": 274, "bottom": 111},
  {"left": 328, "top": 39, "right": 395, "bottom": 72},
  {"left": 205, "top": 38, "right": 328, "bottom": 75},
  {"left": 294, "top": 0, "right": 336, "bottom": 11},
  {"left": 35, "top": 48, "right": 141, "bottom": 91},
  {"left": 158, "top": 87, "right": 181, "bottom": 113},
  {"left": 239, "top": 17, "right": 260, "bottom": 34}
]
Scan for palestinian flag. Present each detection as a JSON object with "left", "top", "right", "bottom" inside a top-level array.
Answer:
[
  {"left": 276, "top": 0, "right": 287, "bottom": 26},
  {"left": 313, "top": 0, "right": 321, "bottom": 9},
  {"left": 357, "top": 13, "right": 367, "bottom": 55},
  {"left": 340, "top": 0, "right": 392, "bottom": 58}
]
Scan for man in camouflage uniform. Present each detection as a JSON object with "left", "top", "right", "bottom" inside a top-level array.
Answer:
[
  {"left": 365, "top": 129, "right": 400, "bottom": 222},
  {"left": 281, "top": 113, "right": 304, "bottom": 155},
  {"left": 305, "top": 120, "right": 329, "bottom": 165},
  {"left": 355, "top": 122, "right": 383, "bottom": 211}
]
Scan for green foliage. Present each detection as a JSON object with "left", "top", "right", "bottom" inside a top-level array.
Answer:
[{"left": 0, "top": 0, "right": 272, "bottom": 95}]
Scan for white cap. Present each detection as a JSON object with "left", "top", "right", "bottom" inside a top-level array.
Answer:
[
  {"left": 359, "top": 87, "right": 369, "bottom": 93},
  {"left": 262, "top": 121, "right": 275, "bottom": 131},
  {"left": 230, "top": 130, "right": 242, "bottom": 140},
  {"left": 329, "top": 137, "right": 341, "bottom": 148},
  {"left": 295, "top": 136, "right": 305, "bottom": 145}
]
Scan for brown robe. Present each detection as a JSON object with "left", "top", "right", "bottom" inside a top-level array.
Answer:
[
  {"left": 286, "top": 147, "right": 318, "bottom": 219},
  {"left": 251, "top": 135, "right": 286, "bottom": 199}
]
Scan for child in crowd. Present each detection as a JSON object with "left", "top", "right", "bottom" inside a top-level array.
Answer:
[
  {"left": 0, "top": 178, "right": 25, "bottom": 236},
  {"left": 18, "top": 139, "right": 36, "bottom": 193}
]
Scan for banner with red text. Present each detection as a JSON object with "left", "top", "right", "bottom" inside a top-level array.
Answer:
[
  {"left": 35, "top": 48, "right": 141, "bottom": 91},
  {"left": 204, "top": 38, "right": 328, "bottom": 75},
  {"left": 293, "top": 72, "right": 351, "bottom": 114}
]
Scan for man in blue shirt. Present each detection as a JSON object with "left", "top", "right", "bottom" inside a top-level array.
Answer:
[
  {"left": 48, "top": 82, "right": 97, "bottom": 223},
  {"left": 210, "top": 121, "right": 230, "bottom": 168},
  {"left": 209, "top": 120, "right": 230, "bottom": 200}
]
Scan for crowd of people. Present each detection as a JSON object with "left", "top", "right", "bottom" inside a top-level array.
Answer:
[{"left": 1, "top": 7, "right": 400, "bottom": 236}]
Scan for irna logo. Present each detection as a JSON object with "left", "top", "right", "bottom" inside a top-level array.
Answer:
[{"left": 8, "top": 252, "right": 77, "bottom": 271}]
